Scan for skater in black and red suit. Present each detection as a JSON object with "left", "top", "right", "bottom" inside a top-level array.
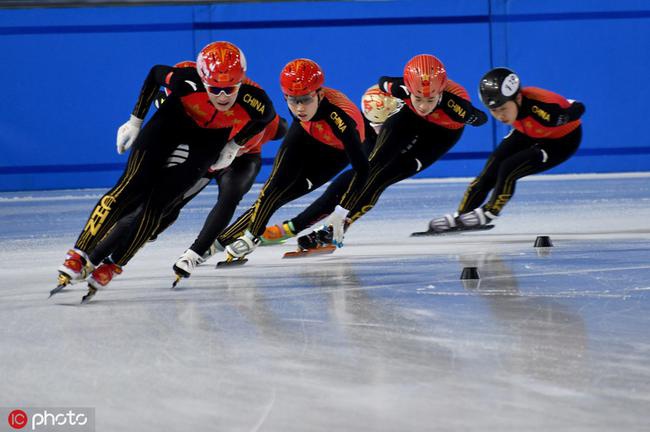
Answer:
[
  {"left": 257, "top": 85, "right": 402, "bottom": 247},
  {"left": 295, "top": 54, "right": 487, "bottom": 249},
  {"left": 90, "top": 61, "right": 287, "bottom": 282},
  {"left": 204, "top": 58, "right": 369, "bottom": 268},
  {"left": 428, "top": 67, "right": 585, "bottom": 233},
  {"left": 54, "top": 41, "right": 277, "bottom": 301}
]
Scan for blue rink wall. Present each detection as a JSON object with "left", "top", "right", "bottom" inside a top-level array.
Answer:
[{"left": 1, "top": 0, "right": 649, "bottom": 191}]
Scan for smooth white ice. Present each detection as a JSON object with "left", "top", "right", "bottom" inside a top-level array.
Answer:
[{"left": 1, "top": 174, "right": 649, "bottom": 431}]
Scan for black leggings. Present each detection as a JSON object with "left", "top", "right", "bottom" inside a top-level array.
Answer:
[
  {"left": 458, "top": 126, "right": 582, "bottom": 215},
  {"left": 188, "top": 153, "right": 261, "bottom": 254},
  {"left": 88, "top": 153, "right": 261, "bottom": 265},
  {"left": 340, "top": 107, "right": 463, "bottom": 223},
  {"left": 75, "top": 97, "right": 228, "bottom": 266},
  {"left": 280, "top": 123, "right": 378, "bottom": 233},
  {"left": 290, "top": 169, "right": 356, "bottom": 232},
  {"left": 217, "top": 122, "right": 349, "bottom": 245}
]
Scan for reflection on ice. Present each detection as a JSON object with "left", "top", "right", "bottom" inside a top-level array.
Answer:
[{"left": 1, "top": 175, "right": 649, "bottom": 431}]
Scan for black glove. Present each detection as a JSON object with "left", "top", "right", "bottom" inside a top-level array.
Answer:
[
  {"left": 556, "top": 101, "right": 585, "bottom": 126},
  {"left": 378, "top": 76, "right": 408, "bottom": 98},
  {"left": 466, "top": 109, "right": 488, "bottom": 126}
]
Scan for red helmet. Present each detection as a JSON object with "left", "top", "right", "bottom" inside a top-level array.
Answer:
[
  {"left": 196, "top": 41, "right": 247, "bottom": 87},
  {"left": 403, "top": 54, "right": 447, "bottom": 97},
  {"left": 174, "top": 60, "right": 196, "bottom": 69},
  {"left": 280, "top": 58, "right": 325, "bottom": 96}
]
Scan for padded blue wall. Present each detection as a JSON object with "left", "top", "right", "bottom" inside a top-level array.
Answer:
[{"left": 1, "top": 0, "right": 649, "bottom": 191}]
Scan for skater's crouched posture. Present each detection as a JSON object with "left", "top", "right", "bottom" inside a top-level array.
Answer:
[
  {"left": 205, "top": 58, "right": 369, "bottom": 268},
  {"left": 54, "top": 41, "right": 276, "bottom": 302},
  {"left": 429, "top": 67, "right": 585, "bottom": 233},
  {"left": 293, "top": 54, "right": 488, "bottom": 250},
  {"left": 259, "top": 84, "right": 403, "bottom": 249},
  {"left": 169, "top": 113, "right": 286, "bottom": 283}
]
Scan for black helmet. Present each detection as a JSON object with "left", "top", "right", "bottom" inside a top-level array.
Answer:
[{"left": 478, "top": 67, "right": 521, "bottom": 108}]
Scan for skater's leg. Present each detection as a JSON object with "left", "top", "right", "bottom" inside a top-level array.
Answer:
[
  {"left": 189, "top": 154, "right": 261, "bottom": 255},
  {"left": 482, "top": 126, "right": 582, "bottom": 216},
  {"left": 218, "top": 124, "right": 347, "bottom": 247},
  {"left": 457, "top": 130, "right": 530, "bottom": 214}
]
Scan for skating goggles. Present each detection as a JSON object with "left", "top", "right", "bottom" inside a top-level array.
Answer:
[
  {"left": 206, "top": 83, "right": 241, "bottom": 97},
  {"left": 286, "top": 93, "right": 317, "bottom": 105}
]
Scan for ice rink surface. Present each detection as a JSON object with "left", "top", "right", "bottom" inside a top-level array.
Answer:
[{"left": 1, "top": 173, "right": 649, "bottom": 431}]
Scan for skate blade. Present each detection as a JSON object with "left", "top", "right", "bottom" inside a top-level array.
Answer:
[
  {"left": 216, "top": 258, "right": 248, "bottom": 268},
  {"left": 259, "top": 239, "right": 288, "bottom": 247},
  {"left": 411, "top": 224, "right": 495, "bottom": 237},
  {"left": 80, "top": 287, "right": 97, "bottom": 304},
  {"left": 171, "top": 273, "right": 183, "bottom": 289},
  {"left": 283, "top": 244, "right": 336, "bottom": 258},
  {"left": 49, "top": 273, "right": 71, "bottom": 298}
]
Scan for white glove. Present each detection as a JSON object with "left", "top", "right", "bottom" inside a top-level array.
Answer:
[
  {"left": 210, "top": 139, "right": 241, "bottom": 171},
  {"left": 325, "top": 205, "right": 350, "bottom": 247},
  {"left": 116, "top": 115, "right": 143, "bottom": 155}
]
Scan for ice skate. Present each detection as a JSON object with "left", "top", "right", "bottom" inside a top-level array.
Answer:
[
  {"left": 260, "top": 221, "right": 296, "bottom": 246},
  {"left": 429, "top": 212, "right": 461, "bottom": 233},
  {"left": 458, "top": 207, "right": 497, "bottom": 227},
  {"left": 412, "top": 210, "right": 496, "bottom": 237},
  {"left": 284, "top": 226, "right": 336, "bottom": 258},
  {"left": 200, "top": 239, "right": 225, "bottom": 263},
  {"left": 82, "top": 260, "right": 122, "bottom": 303},
  {"left": 50, "top": 249, "right": 94, "bottom": 298},
  {"left": 411, "top": 224, "right": 495, "bottom": 237},
  {"left": 172, "top": 249, "right": 201, "bottom": 288},
  {"left": 81, "top": 287, "right": 98, "bottom": 304},
  {"left": 217, "top": 231, "right": 259, "bottom": 267}
]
